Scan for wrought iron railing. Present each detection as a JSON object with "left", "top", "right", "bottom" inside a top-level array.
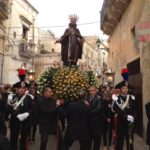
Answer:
[{"left": 19, "top": 42, "right": 34, "bottom": 58}]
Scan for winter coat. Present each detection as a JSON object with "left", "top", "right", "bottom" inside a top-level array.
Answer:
[
  {"left": 64, "top": 100, "right": 90, "bottom": 141},
  {"left": 88, "top": 95, "right": 104, "bottom": 136},
  {"left": 37, "top": 96, "right": 59, "bottom": 134}
]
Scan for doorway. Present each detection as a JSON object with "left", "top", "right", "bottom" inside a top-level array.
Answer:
[{"left": 127, "top": 58, "right": 143, "bottom": 137}]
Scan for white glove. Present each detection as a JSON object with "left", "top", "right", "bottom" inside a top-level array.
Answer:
[
  {"left": 8, "top": 94, "right": 13, "bottom": 101},
  {"left": 127, "top": 115, "right": 134, "bottom": 123},
  {"left": 112, "top": 94, "right": 118, "bottom": 101},
  {"left": 17, "top": 114, "right": 24, "bottom": 121},
  {"left": 17, "top": 112, "right": 29, "bottom": 121}
]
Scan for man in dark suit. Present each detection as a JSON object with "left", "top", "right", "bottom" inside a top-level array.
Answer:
[
  {"left": 37, "top": 87, "right": 62, "bottom": 150},
  {"left": 63, "top": 91, "right": 90, "bottom": 150},
  {"left": 28, "top": 82, "right": 39, "bottom": 144},
  {"left": 88, "top": 86, "right": 104, "bottom": 150}
]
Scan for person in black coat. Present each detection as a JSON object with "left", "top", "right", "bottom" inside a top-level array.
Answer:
[
  {"left": 37, "top": 87, "right": 63, "bottom": 150},
  {"left": 102, "top": 86, "right": 114, "bottom": 149},
  {"left": 28, "top": 83, "right": 39, "bottom": 144},
  {"left": 63, "top": 92, "right": 90, "bottom": 150},
  {"left": 112, "top": 81, "right": 136, "bottom": 150},
  {"left": 145, "top": 102, "right": 150, "bottom": 148},
  {"left": 88, "top": 86, "right": 104, "bottom": 150}
]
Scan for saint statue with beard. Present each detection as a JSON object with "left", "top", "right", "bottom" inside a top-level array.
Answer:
[{"left": 56, "top": 15, "right": 84, "bottom": 66}]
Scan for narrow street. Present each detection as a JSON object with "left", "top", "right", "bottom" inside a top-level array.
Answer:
[
  {"left": 6, "top": 122, "right": 148, "bottom": 150},
  {"left": 28, "top": 132, "right": 148, "bottom": 150},
  {"left": 1, "top": 0, "right": 150, "bottom": 150}
]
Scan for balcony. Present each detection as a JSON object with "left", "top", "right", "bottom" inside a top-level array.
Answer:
[
  {"left": 19, "top": 41, "right": 34, "bottom": 59},
  {"left": 0, "top": 1, "right": 9, "bottom": 20},
  {"left": 101, "top": 0, "right": 131, "bottom": 35}
]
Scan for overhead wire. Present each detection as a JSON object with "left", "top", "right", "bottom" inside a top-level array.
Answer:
[{"left": 9, "top": 21, "right": 100, "bottom": 29}]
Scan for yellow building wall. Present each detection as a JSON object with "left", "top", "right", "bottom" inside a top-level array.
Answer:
[{"left": 108, "top": 0, "right": 144, "bottom": 84}]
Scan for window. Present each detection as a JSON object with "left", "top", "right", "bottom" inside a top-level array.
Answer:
[
  {"left": 22, "top": 25, "right": 29, "bottom": 40},
  {"left": 13, "top": 32, "right": 16, "bottom": 38},
  {"left": 131, "top": 26, "right": 136, "bottom": 37}
]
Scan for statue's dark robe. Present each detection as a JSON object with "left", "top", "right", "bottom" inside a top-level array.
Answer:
[{"left": 60, "top": 27, "right": 83, "bottom": 66}]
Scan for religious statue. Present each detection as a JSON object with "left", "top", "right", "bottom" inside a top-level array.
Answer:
[{"left": 56, "top": 14, "right": 84, "bottom": 66}]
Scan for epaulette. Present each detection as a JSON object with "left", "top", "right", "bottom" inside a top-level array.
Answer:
[
  {"left": 130, "top": 95, "right": 135, "bottom": 100},
  {"left": 27, "top": 94, "right": 34, "bottom": 100}
]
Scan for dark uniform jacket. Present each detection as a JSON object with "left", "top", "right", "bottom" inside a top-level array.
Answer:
[
  {"left": 7, "top": 94, "right": 33, "bottom": 120},
  {"left": 113, "top": 94, "right": 136, "bottom": 123},
  {"left": 88, "top": 94, "right": 104, "bottom": 136},
  {"left": 37, "top": 96, "right": 59, "bottom": 134},
  {"left": 64, "top": 100, "right": 90, "bottom": 141},
  {"left": 145, "top": 102, "right": 150, "bottom": 145}
]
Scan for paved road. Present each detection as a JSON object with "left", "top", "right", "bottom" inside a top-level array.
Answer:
[
  {"left": 29, "top": 131, "right": 79, "bottom": 150},
  {"left": 28, "top": 131, "right": 149, "bottom": 150},
  {"left": 6, "top": 123, "right": 149, "bottom": 150}
]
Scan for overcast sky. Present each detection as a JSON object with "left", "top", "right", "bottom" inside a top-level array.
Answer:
[{"left": 29, "top": 0, "right": 105, "bottom": 37}]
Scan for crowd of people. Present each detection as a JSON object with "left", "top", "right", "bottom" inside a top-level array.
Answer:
[{"left": 0, "top": 78, "right": 139, "bottom": 150}]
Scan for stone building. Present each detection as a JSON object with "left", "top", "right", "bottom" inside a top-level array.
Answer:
[
  {"left": 79, "top": 36, "right": 108, "bottom": 84},
  {"left": 35, "top": 30, "right": 61, "bottom": 80},
  {"left": 0, "top": 0, "right": 10, "bottom": 83},
  {"left": 101, "top": 0, "right": 150, "bottom": 139},
  {"left": 3, "top": 0, "right": 39, "bottom": 84}
]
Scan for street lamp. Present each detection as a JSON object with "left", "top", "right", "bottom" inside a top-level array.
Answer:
[
  {"left": 28, "top": 68, "right": 35, "bottom": 82},
  {"left": 105, "top": 69, "right": 115, "bottom": 86}
]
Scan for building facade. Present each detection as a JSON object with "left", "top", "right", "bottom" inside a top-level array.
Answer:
[
  {"left": 79, "top": 36, "right": 108, "bottom": 85},
  {"left": 3, "top": 0, "right": 39, "bottom": 84},
  {"left": 35, "top": 30, "right": 61, "bottom": 80},
  {"left": 101, "top": 0, "right": 149, "bottom": 139},
  {"left": 0, "top": 0, "right": 10, "bottom": 83}
]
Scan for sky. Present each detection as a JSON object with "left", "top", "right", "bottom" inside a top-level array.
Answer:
[{"left": 29, "top": 0, "right": 105, "bottom": 37}]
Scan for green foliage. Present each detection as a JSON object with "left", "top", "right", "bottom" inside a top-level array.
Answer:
[
  {"left": 37, "top": 66, "right": 98, "bottom": 100},
  {"left": 85, "top": 71, "right": 98, "bottom": 87},
  {"left": 37, "top": 67, "right": 59, "bottom": 93}
]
